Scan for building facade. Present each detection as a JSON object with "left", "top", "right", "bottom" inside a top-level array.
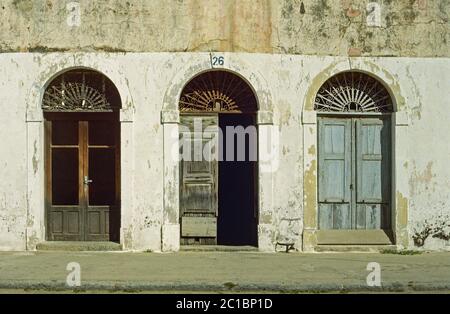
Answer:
[{"left": 0, "top": 0, "right": 449, "bottom": 252}]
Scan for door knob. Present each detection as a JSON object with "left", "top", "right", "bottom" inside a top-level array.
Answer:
[{"left": 84, "top": 176, "right": 93, "bottom": 185}]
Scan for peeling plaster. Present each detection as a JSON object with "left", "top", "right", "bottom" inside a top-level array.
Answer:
[
  {"left": 412, "top": 213, "right": 450, "bottom": 248},
  {"left": 1, "top": 1, "right": 448, "bottom": 57},
  {"left": 303, "top": 160, "right": 317, "bottom": 229},
  {"left": 32, "top": 140, "right": 38, "bottom": 174},
  {"left": 396, "top": 191, "right": 409, "bottom": 229},
  {"left": 405, "top": 65, "right": 424, "bottom": 120},
  {"left": 304, "top": 61, "right": 339, "bottom": 112},
  {"left": 409, "top": 161, "right": 437, "bottom": 197}
]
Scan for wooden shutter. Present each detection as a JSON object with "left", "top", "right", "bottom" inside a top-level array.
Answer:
[
  {"left": 355, "top": 118, "right": 391, "bottom": 229},
  {"left": 318, "top": 118, "right": 352, "bottom": 229},
  {"left": 179, "top": 115, "right": 218, "bottom": 241}
]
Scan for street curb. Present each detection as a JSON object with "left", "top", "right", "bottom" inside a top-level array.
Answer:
[{"left": 1, "top": 280, "right": 449, "bottom": 293}]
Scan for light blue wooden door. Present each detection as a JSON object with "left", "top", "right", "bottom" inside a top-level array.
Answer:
[
  {"left": 318, "top": 117, "right": 391, "bottom": 230},
  {"left": 355, "top": 118, "right": 391, "bottom": 229},
  {"left": 318, "top": 118, "right": 352, "bottom": 229}
]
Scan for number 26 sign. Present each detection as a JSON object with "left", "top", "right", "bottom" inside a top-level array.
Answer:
[{"left": 210, "top": 55, "right": 225, "bottom": 68}]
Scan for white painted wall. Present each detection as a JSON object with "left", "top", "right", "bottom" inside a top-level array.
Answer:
[{"left": 0, "top": 53, "right": 448, "bottom": 251}]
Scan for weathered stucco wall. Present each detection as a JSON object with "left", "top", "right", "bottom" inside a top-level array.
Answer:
[
  {"left": 0, "top": 60, "right": 28, "bottom": 250},
  {"left": 1, "top": 0, "right": 449, "bottom": 57},
  {"left": 0, "top": 52, "right": 449, "bottom": 251}
]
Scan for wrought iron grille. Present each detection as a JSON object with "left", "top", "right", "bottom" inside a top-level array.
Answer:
[
  {"left": 314, "top": 72, "right": 393, "bottom": 113},
  {"left": 42, "top": 70, "right": 120, "bottom": 112},
  {"left": 179, "top": 71, "right": 257, "bottom": 113}
]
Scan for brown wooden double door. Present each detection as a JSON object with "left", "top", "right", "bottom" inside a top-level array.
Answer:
[{"left": 45, "top": 113, "right": 120, "bottom": 242}]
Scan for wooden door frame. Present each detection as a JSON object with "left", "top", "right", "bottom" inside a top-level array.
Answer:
[
  {"left": 44, "top": 112, "right": 121, "bottom": 242},
  {"left": 317, "top": 114, "right": 392, "bottom": 231},
  {"left": 178, "top": 112, "right": 259, "bottom": 246},
  {"left": 310, "top": 112, "right": 395, "bottom": 246}
]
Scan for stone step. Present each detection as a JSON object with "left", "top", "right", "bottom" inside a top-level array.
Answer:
[
  {"left": 180, "top": 245, "right": 259, "bottom": 252},
  {"left": 36, "top": 241, "right": 122, "bottom": 252},
  {"left": 314, "top": 245, "right": 398, "bottom": 253}
]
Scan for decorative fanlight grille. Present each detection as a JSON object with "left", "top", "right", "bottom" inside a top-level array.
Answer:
[
  {"left": 314, "top": 72, "right": 393, "bottom": 113},
  {"left": 42, "top": 70, "right": 120, "bottom": 112},
  {"left": 179, "top": 71, "right": 257, "bottom": 113}
]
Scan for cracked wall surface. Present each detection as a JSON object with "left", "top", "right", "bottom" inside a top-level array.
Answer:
[{"left": 0, "top": 0, "right": 448, "bottom": 57}]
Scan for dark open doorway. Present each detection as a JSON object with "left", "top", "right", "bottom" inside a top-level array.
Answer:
[{"left": 218, "top": 114, "right": 258, "bottom": 246}]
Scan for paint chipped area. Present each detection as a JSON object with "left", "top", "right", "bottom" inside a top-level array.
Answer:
[
  {"left": 1, "top": 0, "right": 448, "bottom": 57},
  {"left": 411, "top": 213, "right": 450, "bottom": 250},
  {"left": 0, "top": 213, "right": 26, "bottom": 250},
  {"left": 277, "top": 217, "right": 302, "bottom": 249},
  {"left": 409, "top": 161, "right": 437, "bottom": 197},
  {"left": 407, "top": 159, "right": 450, "bottom": 251}
]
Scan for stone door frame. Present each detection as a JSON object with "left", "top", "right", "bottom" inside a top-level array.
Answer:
[
  {"left": 301, "top": 60, "right": 410, "bottom": 251},
  {"left": 25, "top": 55, "right": 135, "bottom": 250},
  {"left": 160, "top": 54, "right": 276, "bottom": 252}
]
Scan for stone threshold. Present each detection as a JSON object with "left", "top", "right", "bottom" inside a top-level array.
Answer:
[
  {"left": 314, "top": 244, "right": 397, "bottom": 253},
  {"left": 180, "top": 245, "right": 258, "bottom": 252},
  {"left": 36, "top": 241, "right": 122, "bottom": 252}
]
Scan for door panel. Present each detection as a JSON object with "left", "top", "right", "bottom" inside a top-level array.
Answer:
[
  {"left": 333, "top": 204, "right": 352, "bottom": 229},
  {"left": 356, "top": 203, "right": 389, "bottom": 229},
  {"left": 52, "top": 120, "right": 79, "bottom": 145},
  {"left": 88, "top": 148, "right": 116, "bottom": 206},
  {"left": 182, "top": 182, "right": 214, "bottom": 212},
  {"left": 180, "top": 115, "right": 218, "bottom": 243},
  {"left": 318, "top": 119, "right": 352, "bottom": 229},
  {"left": 356, "top": 118, "right": 391, "bottom": 229},
  {"left": 49, "top": 206, "right": 83, "bottom": 241},
  {"left": 86, "top": 206, "right": 110, "bottom": 241},
  {"left": 319, "top": 203, "right": 351, "bottom": 229},
  {"left": 86, "top": 120, "right": 117, "bottom": 240},
  {"left": 47, "top": 119, "right": 84, "bottom": 241},
  {"left": 51, "top": 148, "right": 79, "bottom": 205},
  {"left": 88, "top": 120, "right": 116, "bottom": 146}
]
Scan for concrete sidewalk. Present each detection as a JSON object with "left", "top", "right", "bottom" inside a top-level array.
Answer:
[{"left": 0, "top": 251, "right": 449, "bottom": 293}]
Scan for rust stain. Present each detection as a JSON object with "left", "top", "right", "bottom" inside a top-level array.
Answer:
[
  {"left": 396, "top": 191, "right": 408, "bottom": 227},
  {"left": 279, "top": 107, "right": 292, "bottom": 126},
  {"left": 187, "top": 0, "right": 272, "bottom": 52},
  {"left": 396, "top": 191, "right": 409, "bottom": 247},
  {"left": 346, "top": 7, "right": 361, "bottom": 18},
  {"left": 32, "top": 140, "right": 38, "bottom": 174},
  {"left": 260, "top": 212, "right": 272, "bottom": 224},
  {"left": 303, "top": 159, "right": 317, "bottom": 229},
  {"left": 409, "top": 161, "right": 436, "bottom": 196}
]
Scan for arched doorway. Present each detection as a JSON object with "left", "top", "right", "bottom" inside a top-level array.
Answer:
[
  {"left": 43, "top": 69, "right": 121, "bottom": 242},
  {"left": 315, "top": 72, "right": 393, "bottom": 233},
  {"left": 178, "top": 70, "right": 258, "bottom": 246}
]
